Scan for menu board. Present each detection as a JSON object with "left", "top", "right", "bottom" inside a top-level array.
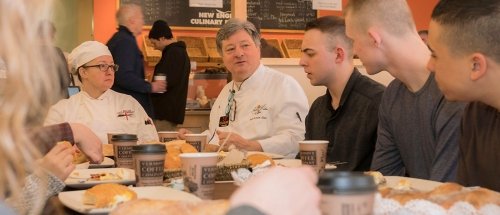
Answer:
[
  {"left": 248, "top": 0, "right": 317, "bottom": 31},
  {"left": 119, "top": 0, "right": 317, "bottom": 31}
]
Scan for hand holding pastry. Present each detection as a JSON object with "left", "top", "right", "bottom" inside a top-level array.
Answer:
[
  {"left": 38, "top": 143, "right": 76, "bottom": 180},
  {"left": 70, "top": 123, "right": 103, "bottom": 164}
]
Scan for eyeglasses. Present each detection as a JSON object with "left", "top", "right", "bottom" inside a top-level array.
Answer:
[
  {"left": 82, "top": 64, "right": 119, "bottom": 72},
  {"left": 225, "top": 89, "right": 236, "bottom": 122}
]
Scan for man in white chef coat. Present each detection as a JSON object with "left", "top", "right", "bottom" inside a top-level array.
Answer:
[
  {"left": 44, "top": 41, "right": 158, "bottom": 144},
  {"left": 180, "top": 19, "right": 309, "bottom": 158}
]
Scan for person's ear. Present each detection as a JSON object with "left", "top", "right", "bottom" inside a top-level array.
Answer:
[
  {"left": 470, "top": 54, "right": 487, "bottom": 81},
  {"left": 367, "top": 27, "right": 382, "bottom": 48},
  {"left": 78, "top": 67, "right": 87, "bottom": 79},
  {"left": 335, "top": 47, "right": 346, "bottom": 63}
]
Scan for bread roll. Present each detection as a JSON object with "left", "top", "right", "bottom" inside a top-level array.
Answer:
[
  {"left": 164, "top": 140, "right": 198, "bottom": 170},
  {"left": 110, "top": 199, "right": 229, "bottom": 215},
  {"left": 83, "top": 183, "right": 137, "bottom": 208}
]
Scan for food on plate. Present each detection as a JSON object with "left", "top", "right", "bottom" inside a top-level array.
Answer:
[
  {"left": 180, "top": 143, "right": 198, "bottom": 153},
  {"left": 246, "top": 153, "right": 274, "bottom": 168},
  {"left": 110, "top": 199, "right": 229, "bottom": 215},
  {"left": 57, "top": 141, "right": 88, "bottom": 164},
  {"left": 438, "top": 187, "right": 500, "bottom": 209},
  {"left": 381, "top": 182, "right": 500, "bottom": 208},
  {"left": 393, "top": 179, "right": 412, "bottom": 191},
  {"left": 83, "top": 183, "right": 137, "bottom": 208},
  {"left": 427, "top": 182, "right": 463, "bottom": 196},
  {"left": 69, "top": 169, "right": 131, "bottom": 181},
  {"left": 364, "top": 171, "right": 386, "bottom": 185}
]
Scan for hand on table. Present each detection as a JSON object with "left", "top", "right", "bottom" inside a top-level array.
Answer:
[
  {"left": 230, "top": 166, "right": 321, "bottom": 215},
  {"left": 38, "top": 143, "right": 76, "bottom": 180},
  {"left": 177, "top": 128, "right": 192, "bottom": 140},
  {"left": 70, "top": 123, "right": 103, "bottom": 164},
  {"left": 217, "top": 130, "right": 262, "bottom": 152}
]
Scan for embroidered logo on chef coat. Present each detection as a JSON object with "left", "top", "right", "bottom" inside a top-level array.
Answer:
[
  {"left": 117, "top": 110, "right": 135, "bottom": 120},
  {"left": 250, "top": 104, "right": 268, "bottom": 120}
]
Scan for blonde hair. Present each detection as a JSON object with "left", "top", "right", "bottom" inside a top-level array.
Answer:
[
  {"left": 0, "top": 0, "right": 59, "bottom": 212},
  {"left": 345, "top": 0, "right": 416, "bottom": 36}
]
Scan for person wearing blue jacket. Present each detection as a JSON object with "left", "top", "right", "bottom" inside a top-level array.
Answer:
[{"left": 107, "top": 4, "right": 166, "bottom": 117}]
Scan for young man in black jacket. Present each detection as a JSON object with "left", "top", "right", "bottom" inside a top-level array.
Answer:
[{"left": 148, "top": 20, "right": 191, "bottom": 130}]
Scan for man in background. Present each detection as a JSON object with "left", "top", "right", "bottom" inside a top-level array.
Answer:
[
  {"left": 428, "top": 0, "right": 500, "bottom": 191},
  {"left": 107, "top": 4, "right": 165, "bottom": 117},
  {"left": 148, "top": 20, "right": 191, "bottom": 131},
  {"left": 344, "top": 0, "right": 465, "bottom": 182},
  {"left": 300, "top": 16, "right": 385, "bottom": 171}
]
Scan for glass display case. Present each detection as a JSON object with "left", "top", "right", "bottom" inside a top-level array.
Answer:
[{"left": 186, "top": 67, "right": 229, "bottom": 110}]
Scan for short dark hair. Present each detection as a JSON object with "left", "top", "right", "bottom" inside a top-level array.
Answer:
[
  {"left": 305, "top": 16, "right": 353, "bottom": 57},
  {"left": 431, "top": 0, "right": 500, "bottom": 62},
  {"left": 148, "top": 20, "right": 173, "bottom": 40}
]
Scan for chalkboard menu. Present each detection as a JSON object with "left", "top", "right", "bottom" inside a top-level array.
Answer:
[
  {"left": 119, "top": 0, "right": 317, "bottom": 31},
  {"left": 248, "top": 0, "right": 317, "bottom": 31}
]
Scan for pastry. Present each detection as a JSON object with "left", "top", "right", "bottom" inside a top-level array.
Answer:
[
  {"left": 164, "top": 140, "right": 198, "bottom": 170},
  {"left": 57, "top": 141, "right": 88, "bottom": 164},
  {"left": 246, "top": 153, "right": 274, "bottom": 168},
  {"left": 364, "top": 171, "right": 387, "bottom": 185},
  {"left": 83, "top": 183, "right": 137, "bottom": 208},
  {"left": 110, "top": 199, "right": 229, "bottom": 215}
]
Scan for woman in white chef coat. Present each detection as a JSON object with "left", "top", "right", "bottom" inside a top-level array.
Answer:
[{"left": 44, "top": 41, "right": 158, "bottom": 144}]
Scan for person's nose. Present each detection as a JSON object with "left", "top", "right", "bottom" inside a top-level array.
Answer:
[
  {"left": 299, "top": 54, "right": 307, "bottom": 67},
  {"left": 234, "top": 47, "right": 244, "bottom": 58}
]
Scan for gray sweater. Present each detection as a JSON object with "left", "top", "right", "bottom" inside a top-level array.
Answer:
[{"left": 371, "top": 73, "right": 465, "bottom": 182}]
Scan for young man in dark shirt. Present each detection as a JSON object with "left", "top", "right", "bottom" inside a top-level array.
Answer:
[
  {"left": 427, "top": 0, "right": 500, "bottom": 191},
  {"left": 300, "top": 16, "right": 385, "bottom": 171}
]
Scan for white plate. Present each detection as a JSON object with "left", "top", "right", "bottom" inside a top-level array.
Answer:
[
  {"left": 275, "top": 159, "right": 302, "bottom": 167},
  {"left": 76, "top": 157, "right": 115, "bottom": 169},
  {"left": 384, "top": 176, "right": 443, "bottom": 192},
  {"left": 246, "top": 151, "right": 284, "bottom": 159},
  {"left": 65, "top": 168, "right": 135, "bottom": 189},
  {"left": 58, "top": 186, "right": 201, "bottom": 214}
]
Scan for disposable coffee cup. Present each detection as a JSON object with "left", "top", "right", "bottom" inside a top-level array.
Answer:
[
  {"left": 158, "top": 131, "right": 178, "bottom": 142},
  {"left": 132, "top": 144, "right": 166, "bottom": 186},
  {"left": 179, "top": 153, "right": 218, "bottom": 199},
  {"left": 107, "top": 132, "right": 123, "bottom": 144},
  {"left": 185, "top": 133, "right": 207, "bottom": 152},
  {"left": 299, "top": 140, "right": 328, "bottom": 174},
  {"left": 317, "top": 171, "right": 376, "bottom": 215},
  {"left": 111, "top": 134, "right": 138, "bottom": 169},
  {"left": 153, "top": 73, "right": 167, "bottom": 93}
]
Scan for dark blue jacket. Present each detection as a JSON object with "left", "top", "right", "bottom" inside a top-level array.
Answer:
[{"left": 107, "top": 26, "right": 153, "bottom": 117}]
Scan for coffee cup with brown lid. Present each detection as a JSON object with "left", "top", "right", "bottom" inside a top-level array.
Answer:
[{"left": 317, "top": 171, "right": 377, "bottom": 215}]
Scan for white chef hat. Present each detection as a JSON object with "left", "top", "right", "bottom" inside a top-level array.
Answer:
[{"left": 68, "top": 41, "right": 112, "bottom": 74}]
